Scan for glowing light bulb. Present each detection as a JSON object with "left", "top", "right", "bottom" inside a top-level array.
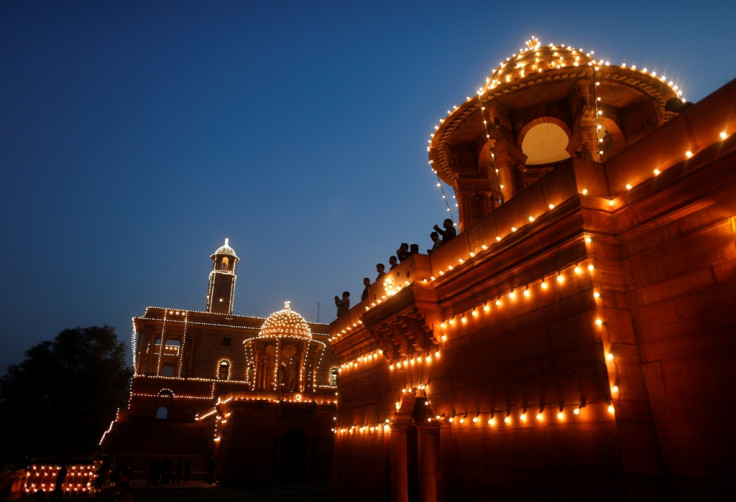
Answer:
[{"left": 520, "top": 413, "right": 527, "bottom": 422}]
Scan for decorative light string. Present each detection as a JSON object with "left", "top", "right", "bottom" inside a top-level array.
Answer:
[{"left": 476, "top": 94, "right": 504, "bottom": 204}]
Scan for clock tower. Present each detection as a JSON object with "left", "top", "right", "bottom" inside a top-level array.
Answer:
[{"left": 206, "top": 238, "right": 239, "bottom": 314}]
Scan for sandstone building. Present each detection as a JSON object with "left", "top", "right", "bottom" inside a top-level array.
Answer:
[
  {"left": 329, "top": 38, "right": 736, "bottom": 500},
  {"left": 101, "top": 240, "right": 338, "bottom": 484}
]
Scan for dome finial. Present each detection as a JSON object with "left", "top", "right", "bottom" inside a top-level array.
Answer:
[
  {"left": 526, "top": 36, "right": 540, "bottom": 50},
  {"left": 284, "top": 300, "right": 291, "bottom": 310},
  {"left": 225, "top": 237, "right": 229, "bottom": 246}
]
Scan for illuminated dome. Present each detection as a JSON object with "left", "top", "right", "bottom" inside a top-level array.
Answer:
[
  {"left": 259, "top": 301, "right": 312, "bottom": 339},
  {"left": 211, "top": 238, "right": 239, "bottom": 260},
  {"left": 484, "top": 37, "right": 596, "bottom": 91}
]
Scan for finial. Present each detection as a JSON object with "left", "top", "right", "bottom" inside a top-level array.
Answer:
[
  {"left": 284, "top": 300, "right": 291, "bottom": 310},
  {"left": 526, "top": 36, "right": 540, "bottom": 50},
  {"left": 225, "top": 238, "right": 229, "bottom": 246}
]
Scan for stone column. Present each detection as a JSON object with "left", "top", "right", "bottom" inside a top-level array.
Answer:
[
  {"left": 569, "top": 79, "right": 601, "bottom": 161},
  {"left": 390, "top": 426, "right": 409, "bottom": 502},
  {"left": 417, "top": 423, "right": 440, "bottom": 502},
  {"left": 491, "top": 135, "right": 527, "bottom": 203}
]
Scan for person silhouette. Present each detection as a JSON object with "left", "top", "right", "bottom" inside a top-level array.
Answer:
[
  {"left": 376, "top": 263, "right": 386, "bottom": 281},
  {"left": 428, "top": 231, "right": 441, "bottom": 253},
  {"left": 396, "top": 243, "right": 411, "bottom": 261},
  {"left": 361, "top": 278, "right": 371, "bottom": 301},
  {"left": 434, "top": 218, "right": 457, "bottom": 245},
  {"left": 334, "top": 291, "right": 350, "bottom": 317}
]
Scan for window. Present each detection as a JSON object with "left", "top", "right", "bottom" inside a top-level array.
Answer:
[
  {"left": 156, "top": 406, "right": 168, "bottom": 419},
  {"left": 218, "top": 360, "right": 230, "bottom": 380},
  {"left": 330, "top": 368, "right": 338, "bottom": 386},
  {"left": 161, "top": 364, "right": 175, "bottom": 377}
]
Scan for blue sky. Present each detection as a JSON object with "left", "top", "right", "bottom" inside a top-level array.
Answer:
[{"left": 1, "top": 0, "right": 734, "bottom": 371}]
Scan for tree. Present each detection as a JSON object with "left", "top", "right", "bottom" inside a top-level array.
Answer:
[{"left": 0, "top": 325, "right": 132, "bottom": 462}]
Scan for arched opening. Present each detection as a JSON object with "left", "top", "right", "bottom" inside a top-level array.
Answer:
[
  {"left": 156, "top": 390, "right": 173, "bottom": 419},
  {"left": 330, "top": 367, "right": 338, "bottom": 386},
  {"left": 217, "top": 360, "right": 230, "bottom": 380},
  {"left": 520, "top": 120, "right": 571, "bottom": 165}
]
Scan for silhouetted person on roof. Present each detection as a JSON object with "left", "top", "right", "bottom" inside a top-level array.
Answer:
[
  {"left": 376, "top": 263, "right": 386, "bottom": 281},
  {"left": 428, "top": 231, "right": 441, "bottom": 253},
  {"left": 334, "top": 291, "right": 350, "bottom": 317},
  {"left": 434, "top": 218, "right": 456, "bottom": 245},
  {"left": 389, "top": 255, "right": 399, "bottom": 270},
  {"left": 396, "top": 243, "right": 411, "bottom": 262},
  {"left": 361, "top": 277, "right": 371, "bottom": 301}
]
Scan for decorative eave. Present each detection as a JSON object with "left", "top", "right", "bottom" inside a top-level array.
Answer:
[
  {"left": 429, "top": 64, "right": 681, "bottom": 186},
  {"left": 360, "top": 283, "right": 441, "bottom": 363}
]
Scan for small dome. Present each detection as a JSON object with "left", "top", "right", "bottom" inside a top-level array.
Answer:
[
  {"left": 484, "top": 37, "right": 596, "bottom": 91},
  {"left": 211, "top": 238, "right": 239, "bottom": 260},
  {"left": 259, "top": 301, "right": 312, "bottom": 340}
]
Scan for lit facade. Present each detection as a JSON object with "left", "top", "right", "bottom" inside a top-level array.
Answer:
[
  {"left": 330, "top": 39, "right": 736, "bottom": 501},
  {"left": 100, "top": 240, "right": 338, "bottom": 484}
]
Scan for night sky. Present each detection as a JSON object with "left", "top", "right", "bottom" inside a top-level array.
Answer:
[{"left": 1, "top": 0, "right": 734, "bottom": 371}]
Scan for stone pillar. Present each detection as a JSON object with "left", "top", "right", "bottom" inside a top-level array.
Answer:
[
  {"left": 491, "top": 135, "right": 527, "bottom": 203},
  {"left": 390, "top": 426, "right": 409, "bottom": 502},
  {"left": 456, "top": 181, "right": 493, "bottom": 231},
  {"left": 417, "top": 423, "right": 440, "bottom": 502},
  {"left": 569, "top": 79, "right": 601, "bottom": 162}
]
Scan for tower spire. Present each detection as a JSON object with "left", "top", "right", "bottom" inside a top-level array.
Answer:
[{"left": 206, "top": 238, "right": 240, "bottom": 314}]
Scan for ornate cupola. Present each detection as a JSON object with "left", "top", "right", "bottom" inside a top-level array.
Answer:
[
  {"left": 244, "top": 301, "right": 325, "bottom": 393},
  {"left": 428, "top": 36, "right": 684, "bottom": 231},
  {"left": 206, "top": 238, "right": 239, "bottom": 314}
]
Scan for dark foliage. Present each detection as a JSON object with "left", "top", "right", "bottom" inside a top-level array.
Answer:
[{"left": 0, "top": 326, "right": 132, "bottom": 462}]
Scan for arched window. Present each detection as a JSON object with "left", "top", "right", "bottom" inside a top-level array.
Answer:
[
  {"left": 520, "top": 122, "right": 571, "bottom": 165},
  {"left": 156, "top": 406, "right": 168, "bottom": 419},
  {"left": 218, "top": 360, "right": 230, "bottom": 380}
]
